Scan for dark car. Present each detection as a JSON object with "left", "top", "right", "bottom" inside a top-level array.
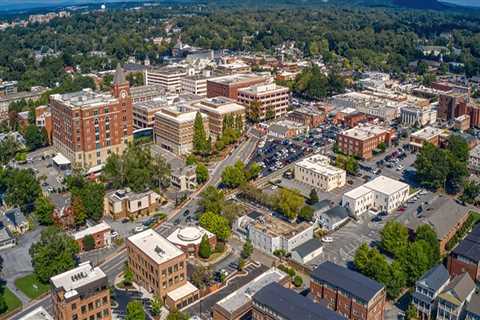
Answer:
[
  {"left": 371, "top": 216, "right": 382, "bottom": 222},
  {"left": 183, "top": 209, "right": 190, "bottom": 217}
]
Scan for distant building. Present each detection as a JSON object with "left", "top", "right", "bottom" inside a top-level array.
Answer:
[
  {"left": 145, "top": 67, "right": 187, "bottom": 93},
  {"left": 0, "top": 87, "right": 48, "bottom": 119},
  {"left": 18, "top": 306, "right": 53, "bottom": 320},
  {"left": 412, "top": 264, "right": 450, "bottom": 320},
  {"left": 207, "top": 73, "right": 267, "bottom": 100},
  {"left": 133, "top": 100, "right": 166, "bottom": 129},
  {"left": 342, "top": 175, "right": 409, "bottom": 216},
  {"left": 447, "top": 224, "right": 480, "bottom": 283},
  {"left": 182, "top": 74, "right": 209, "bottom": 97},
  {"left": 468, "top": 144, "right": 480, "bottom": 173},
  {"left": 130, "top": 84, "right": 165, "bottom": 104},
  {"left": 73, "top": 222, "right": 112, "bottom": 252},
  {"left": 294, "top": 154, "right": 346, "bottom": 192},
  {"left": 400, "top": 105, "right": 437, "bottom": 127},
  {"left": 170, "top": 165, "right": 197, "bottom": 192},
  {"left": 409, "top": 126, "right": 446, "bottom": 149},
  {"left": 212, "top": 267, "right": 289, "bottom": 320},
  {"left": 0, "top": 223, "right": 16, "bottom": 250},
  {"left": 167, "top": 226, "right": 216, "bottom": 257},
  {"left": 310, "top": 261, "right": 386, "bottom": 320},
  {"left": 51, "top": 64, "right": 133, "bottom": 168},
  {"left": 0, "top": 79, "right": 17, "bottom": 96},
  {"left": 288, "top": 106, "right": 325, "bottom": 129},
  {"left": 127, "top": 229, "right": 199, "bottom": 309},
  {"left": 436, "top": 273, "right": 476, "bottom": 320},
  {"left": 237, "top": 83, "right": 289, "bottom": 120},
  {"left": 252, "top": 282, "right": 347, "bottom": 320},
  {"left": 35, "top": 105, "right": 52, "bottom": 144},
  {"left": 50, "top": 262, "right": 111, "bottom": 320},
  {"left": 290, "top": 239, "right": 324, "bottom": 265},
  {"left": 104, "top": 189, "right": 160, "bottom": 220},
  {"left": 267, "top": 120, "right": 307, "bottom": 139},
  {"left": 337, "top": 124, "right": 394, "bottom": 160},
  {"left": 2, "top": 208, "right": 29, "bottom": 234}
]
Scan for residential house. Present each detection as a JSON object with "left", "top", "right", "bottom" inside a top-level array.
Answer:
[
  {"left": 448, "top": 224, "right": 480, "bottom": 283},
  {"left": 2, "top": 208, "right": 29, "bottom": 234},
  {"left": 290, "top": 239, "right": 323, "bottom": 265},
  {"left": 317, "top": 206, "right": 350, "bottom": 231},
  {"left": 436, "top": 273, "right": 476, "bottom": 320}
]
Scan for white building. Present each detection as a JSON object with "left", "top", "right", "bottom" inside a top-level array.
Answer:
[
  {"left": 342, "top": 175, "right": 409, "bottom": 216},
  {"left": 294, "top": 154, "right": 346, "bottom": 192},
  {"left": 469, "top": 144, "right": 480, "bottom": 174},
  {"left": 182, "top": 74, "right": 208, "bottom": 97},
  {"left": 145, "top": 67, "right": 188, "bottom": 93},
  {"left": 18, "top": 307, "right": 54, "bottom": 320},
  {"left": 401, "top": 105, "right": 437, "bottom": 127},
  {"left": 170, "top": 165, "right": 197, "bottom": 191},
  {"left": 291, "top": 239, "right": 324, "bottom": 265}
]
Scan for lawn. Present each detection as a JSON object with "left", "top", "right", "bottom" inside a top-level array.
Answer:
[
  {"left": 1, "top": 287, "right": 22, "bottom": 314},
  {"left": 14, "top": 274, "right": 50, "bottom": 300}
]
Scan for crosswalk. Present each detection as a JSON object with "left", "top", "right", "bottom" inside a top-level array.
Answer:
[{"left": 156, "top": 222, "right": 175, "bottom": 237}]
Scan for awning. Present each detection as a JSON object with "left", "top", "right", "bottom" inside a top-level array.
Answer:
[{"left": 52, "top": 153, "right": 71, "bottom": 166}]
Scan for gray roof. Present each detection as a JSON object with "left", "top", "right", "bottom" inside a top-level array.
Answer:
[
  {"left": 113, "top": 63, "right": 127, "bottom": 85},
  {"left": 253, "top": 283, "right": 346, "bottom": 320},
  {"left": 293, "top": 239, "right": 323, "bottom": 258},
  {"left": 313, "top": 200, "right": 331, "bottom": 212},
  {"left": 438, "top": 273, "right": 476, "bottom": 306},
  {"left": 247, "top": 211, "right": 263, "bottom": 220},
  {"left": 466, "top": 292, "right": 480, "bottom": 317},
  {"left": 452, "top": 224, "right": 480, "bottom": 263},
  {"left": 4, "top": 208, "right": 27, "bottom": 227},
  {"left": 311, "top": 262, "right": 384, "bottom": 303},
  {"left": 323, "top": 206, "right": 350, "bottom": 221},
  {"left": 417, "top": 264, "right": 450, "bottom": 292},
  {"left": 0, "top": 223, "right": 13, "bottom": 243}
]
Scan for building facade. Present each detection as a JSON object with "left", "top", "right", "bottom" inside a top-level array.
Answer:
[
  {"left": 206, "top": 74, "right": 267, "bottom": 100},
  {"left": 237, "top": 83, "right": 289, "bottom": 121},
  {"left": 73, "top": 222, "right": 112, "bottom": 252},
  {"left": 51, "top": 65, "right": 133, "bottom": 168},
  {"left": 447, "top": 224, "right": 480, "bottom": 283},
  {"left": 104, "top": 189, "right": 160, "bottom": 220},
  {"left": 412, "top": 265, "right": 450, "bottom": 320},
  {"left": 294, "top": 154, "right": 346, "bottom": 192},
  {"left": 145, "top": 67, "right": 187, "bottom": 93},
  {"left": 337, "top": 124, "right": 394, "bottom": 160},
  {"left": 50, "top": 262, "right": 111, "bottom": 320},
  {"left": 35, "top": 105, "right": 53, "bottom": 144}
]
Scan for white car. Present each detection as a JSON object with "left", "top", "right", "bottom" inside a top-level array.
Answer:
[
  {"left": 111, "top": 231, "right": 119, "bottom": 238},
  {"left": 134, "top": 226, "right": 145, "bottom": 233},
  {"left": 322, "top": 236, "right": 334, "bottom": 243}
]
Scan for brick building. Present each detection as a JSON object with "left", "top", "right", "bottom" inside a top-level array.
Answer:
[
  {"left": 166, "top": 226, "right": 216, "bottom": 257},
  {"left": 288, "top": 106, "right": 325, "bottom": 129},
  {"left": 438, "top": 93, "right": 468, "bottom": 121},
  {"left": 409, "top": 126, "right": 445, "bottom": 149},
  {"left": 310, "top": 262, "right": 386, "bottom": 320},
  {"left": 104, "top": 189, "right": 160, "bottom": 220},
  {"left": 336, "top": 124, "right": 394, "bottom": 160},
  {"left": 207, "top": 74, "right": 267, "bottom": 100},
  {"left": 51, "top": 64, "right": 133, "bottom": 168},
  {"left": 73, "top": 222, "right": 112, "bottom": 252},
  {"left": 448, "top": 224, "right": 480, "bottom": 283},
  {"left": 127, "top": 229, "right": 199, "bottom": 309},
  {"left": 35, "top": 105, "right": 53, "bottom": 144},
  {"left": 50, "top": 262, "right": 111, "bottom": 320}
]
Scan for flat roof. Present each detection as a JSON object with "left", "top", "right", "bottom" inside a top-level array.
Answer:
[
  {"left": 156, "top": 104, "right": 205, "bottom": 124},
  {"left": 340, "top": 124, "right": 388, "bottom": 141},
  {"left": 166, "top": 281, "right": 198, "bottom": 302},
  {"left": 73, "top": 222, "right": 110, "bottom": 240},
  {"left": 167, "top": 226, "right": 214, "bottom": 246},
  {"left": 343, "top": 185, "right": 372, "bottom": 200},
  {"left": 411, "top": 126, "right": 444, "bottom": 140},
  {"left": 364, "top": 175, "right": 409, "bottom": 196},
  {"left": 18, "top": 307, "right": 54, "bottom": 320},
  {"left": 296, "top": 154, "right": 345, "bottom": 177},
  {"left": 127, "top": 229, "right": 184, "bottom": 265},
  {"left": 194, "top": 97, "right": 245, "bottom": 115},
  {"left": 216, "top": 267, "right": 287, "bottom": 314},
  {"left": 251, "top": 214, "right": 312, "bottom": 239},
  {"left": 50, "top": 261, "right": 106, "bottom": 293},
  {"left": 208, "top": 73, "right": 265, "bottom": 85},
  {"left": 238, "top": 83, "right": 288, "bottom": 95},
  {"left": 51, "top": 88, "right": 117, "bottom": 109}
]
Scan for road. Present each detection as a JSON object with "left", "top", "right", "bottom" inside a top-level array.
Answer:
[{"left": 9, "top": 136, "right": 259, "bottom": 320}]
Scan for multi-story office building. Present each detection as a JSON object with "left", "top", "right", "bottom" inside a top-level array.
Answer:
[
  {"left": 154, "top": 104, "right": 209, "bottom": 155},
  {"left": 50, "top": 262, "right": 111, "bottom": 320},
  {"left": 133, "top": 100, "right": 165, "bottom": 129},
  {"left": 400, "top": 105, "right": 437, "bottom": 127},
  {"left": 438, "top": 93, "right": 469, "bottom": 121},
  {"left": 51, "top": 65, "right": 133, "bottom": 168},
  {"left": 336, "top": 124, "right": 394, "bottom": 160},
  {"left": 412, "top": 265, "right": 450, "bottom": 320},
  {"left": 127, "top": 229, "right": 199, "bottom": 309},
  {"left": 252, "top": 282, "right": 346, "bottom": 320},
  {"left": 436, "top": 273, "right": 476, "bottom": 320},
  {"left": 193, "top": 97, "right": 245, "bottom": 140},
  {"left": 342, "top": 175, "right": 409, "bottom": 216},
  {"left": 310, "top": 262, "right": 386, "bottom": 320},
  {"left": 145, "top": 67, "right": 187, "bottom": 93},
  {"left": 409, "top": 126, "right": 445, "bottom": 149},
  {"left": 0, "top": 79, "right": 17, "bottom": 96},
  {"left": 104, "top": 189, "right": 161, "bottom": 220},
  {"left": 0, "top": 86, "right": 47, "bottom": 122},
  {"left": 207, "top": 74, "right": 267, "bottom": 99},
  {"left": 130, "top": 84, "right": 165, "bottom": 104},
  {"left": 448, "top": 224, "right": 480, "bottom": 283},
  {"left": 182, "top": 74, "right": 209, "bottom": 97},
  {"left": 237, "top": 83, "right": 289, "bottom": 121},
  {"left": 294, "top": 154, "right": 346, "bottom": 192}
]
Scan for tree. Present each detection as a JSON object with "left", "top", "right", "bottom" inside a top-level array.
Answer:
[
  {"left": 298, "top": 205, "right": 314, "bottom": 222},
  {"left": 199, "top": 186, "right": 225, "bottom": 214},
  {"left": 34, "top": 196, "right": 54, "bottom": 225},
  {"left": 199, "top": 234, "right": 212, "bottom": 259},
  {"left": 193, "top": 112, "right": 209, "bottom": 155},
  {"left": 123, "top": 264, "right": 134, "bottom": 287},
  {"left": 82, "top": 234, "right": 96, "bottom": 251},
  {"left": 405, "top": 303, "right": 418, "bottom": 320},
  {"left": 248, "top": 100, "right": 262, "bottom": 122},
  {"left": 76, "top": 181, "right": 105, "bottom": 222},
  {"left": 221, "top": 161, "right": 247, "bottom": 188},
  {"left": 293, "top": 275, "right": 303, "bottom": 287},
  {"left": 241, "top": 240, "right": 253, "bottom": 259},
  {"left": 402, "top": 240, "right": 431, "bottom": 285},
  {"left": 196, "top": 163, "right": 209, "bottom": 184},
  {"left": 126, "top": 300, "right": 145, "bottom": 320},
  {"left": 238, "top": 258, "right": 246, "bottom": 271},
  {"left": 387, "top": 260, "right": 407, "bottom": 299},
  {"left": 191, "top": 265, "right": 213, "bottom": 289},
  {"left": 0, "top": 136, "right": 20, "bottom": 165},
  {"left": 448, "top": 134, "right": 469, "bottom": 163},
  {"left": 246, "top": 163, "right": 262, "bottom": 181},
  {"left": 72, "top": 195, "right": 87, "bottom": 226},
  {"left": 103, "top": 153, "right": 124, "bottom": 189},
  {"left": 415, "top": 224, "right": 440, "bottom": 266},
  {"left": 166, "top": 310, "right": 189, "bottom": 320},
  {"left": 273, "top": 188, "right": 304, "bottom": 220},
  {"left": 380, "top": 221, "right": 409, "bottom": 258},
  {"left": 199, "top": 212, "right": 230, "bottom": 241},
  {"left": 1, "top": 168, "right": 42, "bottom": 212},
  {"left": 308, "top": 189, "right": 319, "bottom": 205},
  {"left": 460, "top": 180, "right": 480, "bottom": 204},
  {"left": 151, "top": 296, "right": 163, "bottom": 317},
  {"left": 24, "top": 124, "right": 47, "bottom": 150},
  {"left": 29, "top": 226, "right": 80, "bottom": 283}
]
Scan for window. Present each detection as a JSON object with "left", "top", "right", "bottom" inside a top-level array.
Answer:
[{"left": 72, "top": 303, "right": 77, "bottom": 310}]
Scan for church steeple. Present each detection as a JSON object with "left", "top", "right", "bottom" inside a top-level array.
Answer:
[
  {"left": 111, "top": 63, "right": 129, "bottom": 100},
  {"left": 113, "top": 63, "right": 127, "bottom": 86}
]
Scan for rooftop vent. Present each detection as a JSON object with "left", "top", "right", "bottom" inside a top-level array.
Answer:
[{"left": 154, "top": 246, "right": 165, "bottom": 257}]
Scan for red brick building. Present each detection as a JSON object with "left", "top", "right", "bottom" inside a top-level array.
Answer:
[
  {"left": 310, "top": 262, "right": 386, "bottom": 320},
  {"left": 51, "top": 64, "right": 133, "bottom": 168},
  {"left": 73, "top": 222, "right": 112, "bottom": 252},
  {"left": 288, "top": 107, "right": 325, "bottom": 128},
  {"left": 35, "top": 105, "right": 53, "bottom": 144},
  {"left": 206, "top": 74, "right": 266, "bottom": 99},
  {"left": 447, "top": 224, "right": 480, "bottom": 283},
  {"left": 337, "top": 124, "right": 394, "bottom": 160}
]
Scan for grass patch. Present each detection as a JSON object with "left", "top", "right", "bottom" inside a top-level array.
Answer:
[
  {"left": 1, "top": 287, "right": 22, "bottom": 314},
  {"left": 14, "top": 274, "right": 50, "bottom": 300}
]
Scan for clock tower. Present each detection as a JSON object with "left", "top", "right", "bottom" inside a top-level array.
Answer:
[{"left": 111, "top": 63, "right": 130, "bottom": 101}]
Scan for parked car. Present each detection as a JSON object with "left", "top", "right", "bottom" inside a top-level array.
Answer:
[{"left": 322, "top": 236, "right": 334, "bottom": 243}]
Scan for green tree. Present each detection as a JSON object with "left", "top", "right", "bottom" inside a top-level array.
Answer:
[
  {"left": 151, "top": 296, "right": 163, "bottom": 317},
  {"left": 415, "top": 224, "right": 440, "bottom": 266},
  {"left": 126, "top": 300, "right": 145, "bottom": 320},
  {"left": 199, "top": 234, "right": 212, "bottom": 259},
  {"left": 380, "top": 221, "right": 409, "bottom": 258},
  {"left": 0, "top": 136, "right": 20, "bottom": 165},
  {"left": 241, "top": 240, "right": 253, "bottom": 259},
  {"left": 308, "top": 189, "right": 319, "bottom": 205},
  {"left": 196, "top": 163, "right": 209, "bottom": 184},
  {"left": 238, "top": 258, "right": 246, "bottom": 271},
  {"left": 34, "top": 196, "right": 54, "bottom": 225},
  {"left": 274, "top": 188, "right": 304, "bottom": 220},
  {"left": 103, "top": 153, "right": 124, "bottom": 189},
  {"left": 402, "top": 240, "right": 432, "bottom": 285},
  {"left": 405, "top": 303, "right": 418, "bottom": 320},
  {"left": 298, "top": 205, "right": 314, "bottom": 222},
  {"left": 24, "top": 124, "right": 47, "bottom": 150},
  {"left": 29, "top": 226, "right": 80, "bottom": 283},
  {"left": 166, "top": 310, "right": 189, "bottom": 320},
  {"left": 72, "top": 195, "right": 87, "bottom": 226},
  {"left": 123, "top": 264, "right": 134, "bottom": 287},
  {"left": 460, "top": 180, "right": 480, "bottom": 204},
  {"left": 246, "top": 163, "right": 262, "bottom": 181},
  {"left": 199, "top": 186, "right": 225, "bottom": 214},
  {"left": 293, "top": 275, "right": 303, "bottom": 287},
  {"left": 199, "top": 212, "right": 231, "bottom": 241},
  {"left": 221, "top": 161, "right": 247, "bottom": 188},
  {"left": 1, "top": 168, "right": 42, "bottom": 212},
  {"left": 387, "top": 260, "right": 407, "bottom": 299},
  {"left": 193, "top": 112, "right": 209, "bottom": 155},
  {"left": 248, "top": 100, "right": 262, "bottom": 122},
  {"left": 82, "top": 234, "right": 96, "bottom": 251}
]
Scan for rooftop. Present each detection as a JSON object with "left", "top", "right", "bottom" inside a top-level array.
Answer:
[
  {"left": 340, "top": 124, "right": 389, "bottom": 141},
  {"left": 156, "top": 104, "right": 205, "bottom": 123},
  {"left": 167, "top": 226, "right": 215, "bottom": 246},
  {"left": 215, "top": 267, "right": 287, "bottom": 314},
  {"left": 292, "top": 239, "right": 323, "bottom": 258},
  {"left": 149, "top": 66, "right": 187, "bottom": 75},
  {"left": 194, "top": 97, "right": 245, "bottom": 115},
  {"left": 166, "top": 281, "right": 198, "bottom": 302},
  {"left": 51, "top": 88, "right": 117, "bottom": 109},
  {"left": 238, "top": 82, "right": 288, "bottom": 95},
  {"left": 416, "top": 264, "right": 450, "bottom": 292},
  {"left": 311, "top": 262, "right": 384, "bottom": 303},
  {"left": 18, "top": 307, "right": 54, "bottom": 320},
  {"left": 343, "top": 185, "right": 372, "bottom": 200},
  {"left": 251, "top": 214, "right": 312, "bottom": 239},
  {"left": 73, "top": 222, "right": 111, "bottom": 240},
  {"left": 108, "top": 188, "right": 158, "bottom": 202},
  {"left": 466, "top": 292, "right": 480, "bottom": 317},
  {"left": 50, "top": 262, "right": 107, "bottom": 297},
  {"left": 127, "top": 229, "right": 184, "bottom": 265},
  {"left": 363, "top": 175, "right": 409, "bottom": 196},
  {"left": 437, "top": 273, "right": 475, "bottom": 306},
  {"left": 411, "top": 126, "right": 444, "bottom": 140},
  {"left": 208, "top": 73, "right": 265, "bottom": 86},
  {"left": 296, "top": 154, "right": 345, "bottom": 177},
  {"left": 452, "top": 224, "right": 480, "bottom": 263},
  {"left": 253, "top": 282, "right": 346, "bottom": 320}
]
